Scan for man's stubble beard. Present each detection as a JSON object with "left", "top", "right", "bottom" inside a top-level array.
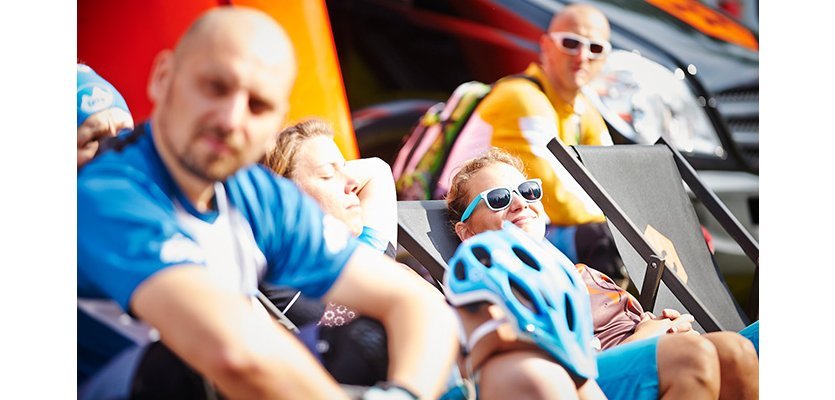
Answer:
[
  {"left": 157, "top": 113, "right": 246, "bottom": 184},
  {"left": 178, "top": 132, "right": 247, "bottom": 183}
]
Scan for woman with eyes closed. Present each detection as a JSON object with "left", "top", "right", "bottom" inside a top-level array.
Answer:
[
  {"left": 261, "top": 117, "right": 401, "bottom": 386},
  {"left": 446, "top": 148, "right": 759, "bottom": 400},
  {"left": 266, "top": 118, "right": 397, "bottom": 259}
]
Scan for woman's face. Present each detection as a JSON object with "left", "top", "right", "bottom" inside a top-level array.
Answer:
[
  {"left": 456, "top": 162, "right": 546, "bottom": 241},
  {"left": 292, "top": 135, "right": 363, "bottom": 236}
]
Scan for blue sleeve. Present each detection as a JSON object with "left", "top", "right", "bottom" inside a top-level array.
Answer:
[
  {"left": 358, "top": 225, "right": 394, "bottom": 256},
  {"left": 78, "top": 166, "right": 205, "bottom": 311},
  {"left": 227, "top": 167, "right": 360, "bottom": 299}
]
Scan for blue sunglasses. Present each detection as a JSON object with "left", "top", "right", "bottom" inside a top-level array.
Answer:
[{"left": 460, "top": 179, "right": 543, "bottom": 222}]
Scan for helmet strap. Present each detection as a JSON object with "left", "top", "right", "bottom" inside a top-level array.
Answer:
[
  {"left": 466, "top": 317, "right": 508, "bottom": 353},
  {"left": 462, "top": 316, "right": 509, "bottom": 382}
]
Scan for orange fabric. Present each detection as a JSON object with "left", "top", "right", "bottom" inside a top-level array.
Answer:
[
  {"left": 646, "top": 0, "right": 758, "bottom": 51},
  {"left": 234, "top": 0, "right": 358, "bottom": 159}
]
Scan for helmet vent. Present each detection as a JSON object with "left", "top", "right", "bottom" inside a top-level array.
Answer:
[
  {"left": 454, "top": 260, "right": 467, "bottom": 281},
  {"left": 541, "top": 290, "right": 555, "bottom": 308},
  {"left": 564, "top": 293, "right": 576, "bottom": 331},
  {"left": 472, "top": 245, "right": 492, "bottom": 268},
  {"left": 509, "top": 278, "right": 541, "bottom": 315},
  {"left": 512, "top": 246, "right": 540, "bottom": 271}
]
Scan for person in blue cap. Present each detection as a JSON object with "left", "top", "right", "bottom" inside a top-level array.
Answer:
[{"left": 77, "top": 63, "right": 133, "bottom": 168}]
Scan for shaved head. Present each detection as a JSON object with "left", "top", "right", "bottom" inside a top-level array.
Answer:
[
  {"left": 174, "top": 7, "right": 296, "bottom": 73},
  {"left": 147, "top": 6, "right": 299, "bottom": 195},
  {"left": 548, "top": 3, "right": 610, "bottom": 38}
]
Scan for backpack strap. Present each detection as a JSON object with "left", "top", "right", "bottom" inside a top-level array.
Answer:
[{"left": 501, "top": 73, "right": 544, "bottom": 93}]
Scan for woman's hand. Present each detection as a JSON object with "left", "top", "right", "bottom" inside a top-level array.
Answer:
[
  {"left": 622, "top": 309, "right": 697, "bottom": 343},
  {"left": 345, "top": 158, "right": 398, "bottom": 245}
]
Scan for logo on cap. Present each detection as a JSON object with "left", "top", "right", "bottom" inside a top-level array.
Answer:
[{"left": 80, "top": 85, "right": 115, "bottom": 115}]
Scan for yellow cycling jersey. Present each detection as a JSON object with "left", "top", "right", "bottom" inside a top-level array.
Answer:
[{"left": 437, "top": 63, "right": 612, "bottom": 226}]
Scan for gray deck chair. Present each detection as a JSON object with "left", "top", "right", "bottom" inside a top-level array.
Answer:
[
  {"left": 396, "top": 139, "right": 757, "bottom": 333},
  {"left": 396, "top": 200, "right": 460, "bottom": 292},
  {"left": 545, "top": 137, "right": 758, "bottom": 332}
]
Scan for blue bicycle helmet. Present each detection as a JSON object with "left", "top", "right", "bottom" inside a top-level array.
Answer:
[{"left": 444, "top": 221, "right": 597, "bottom": 380}]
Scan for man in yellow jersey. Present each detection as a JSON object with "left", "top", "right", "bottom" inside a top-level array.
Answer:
[{"left": 437, "top": 3, "right": 624, "bottom": 278}]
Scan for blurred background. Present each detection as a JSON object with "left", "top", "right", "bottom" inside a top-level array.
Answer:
[{"left": 78, "top": 0, "right": 759, "bottom": 310}]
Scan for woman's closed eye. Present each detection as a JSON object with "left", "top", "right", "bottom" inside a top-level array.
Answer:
[{"left": 316, "top": 164, "right": 337, "bottom": 180}]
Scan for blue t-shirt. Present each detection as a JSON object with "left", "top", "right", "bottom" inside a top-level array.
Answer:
[{"left": 77, "top": 122, "right": 359, "bottom": 381}]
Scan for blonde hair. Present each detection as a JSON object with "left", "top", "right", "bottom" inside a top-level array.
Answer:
[
  {"left": 446, "top": 147, "right": 525, "bottom": 222},
  {"left": 264, "top": 118, "right": 335, "bottom": 178}
]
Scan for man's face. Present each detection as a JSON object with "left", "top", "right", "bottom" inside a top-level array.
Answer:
[
  {"left": 540, "top": 12, "right": 610, "bottom": 96},
  {"left": 153, "top": 34, "right": 294, "bottom": 182}
]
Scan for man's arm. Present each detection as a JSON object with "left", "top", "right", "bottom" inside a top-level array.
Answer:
[
  {"left": 131, "top": 265, "right": 349, "bottom": 400},
  {"left": 323, "top": 245, "right": 459, "bottom": 399}
]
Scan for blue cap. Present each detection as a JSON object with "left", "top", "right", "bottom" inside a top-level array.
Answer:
[{"left": 77, "top": 64, "right": 131, "bottom": 127}]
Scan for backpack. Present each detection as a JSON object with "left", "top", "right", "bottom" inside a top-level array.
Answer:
[{"left": 391, "top": 74, "right": 542, "bottom": 201}]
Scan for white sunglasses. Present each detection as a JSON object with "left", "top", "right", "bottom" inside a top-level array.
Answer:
[
  {"left": 460, "top": 179, "right": 543, "bottom": 222},
  {"left": 548, "top": 32, "right": 611, "bottom": 59}
]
